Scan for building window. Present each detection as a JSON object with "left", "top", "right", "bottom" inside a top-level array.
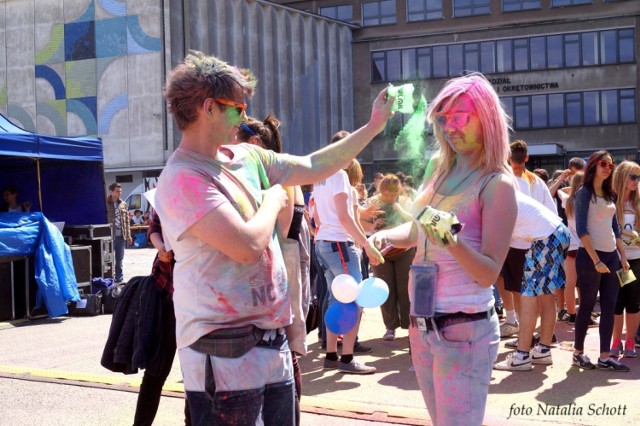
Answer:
[
  {"left": 530, "top": 37, "right": 546, "bottom": 70},
  {"left": 620, "top": 89, "right": 636, "bottom": 123},
  {"left": 496, "top": 40, "right": 513, "bottom": 73},
  {"left": 514, "top": 39, "right": 529, "bottom": 71},
  {"left": 417, "top": 47, "right": 432, "bottom": 78},
  {"left": 619, "top": 29, "right": 635, "bottom": 63},
  {"left": 319, "top": 5, "right": 353, "bottom": 23},
  {"left": 453, "top": 0, "right": 490, "bottom": 18},
  {"left": 480, "top": 41, "right": 496, "bottom": 74},
  {"left": 548, "top": 94, "right": 565, "bottom": 128},
  {"left": 503, "top": 89, "right": 636, "bottom": 130},
  {"left": 531, "top": 95, "right": 548, "bottom": 128},
  {"left": 407, "top": 0, "right": 443, "bottom": 22},
  {"left": 581, "top": 32, "right": 598, "bottom": 66},
  {"left": 448, "top": 44, "right": 463, "bottom": 76},
  {"left": 564, "top": 34, "right": 580, "bottom": 67},
  {"left": 371, "top": 50, "right": 401, "bottom": 82},
  {"left": 502, "top": 0, "right": 540, "bottom": 12},
  {"left": 363, "top": 0, "right": 397, "bottom": 26},
  {"left": 551, "top": 0, "right": 592, "bottom": 6}
]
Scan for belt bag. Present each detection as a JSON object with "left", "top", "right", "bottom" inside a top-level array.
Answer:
[{"left": 190, "top": 325, "right": 266, "bottom": 359}]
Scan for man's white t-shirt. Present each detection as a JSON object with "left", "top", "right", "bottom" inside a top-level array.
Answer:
[
  {"left": 512, "top": 192, "right": 563, "bottom": 247},
  {"left": 512, "top": 174, "right": 558, "bottom": 249},
  {"left": 312, "top": 170, "right": 354, "bottom": 242},
  {"left": 516, "top": 174, "right": 555, "bottom": 211}
]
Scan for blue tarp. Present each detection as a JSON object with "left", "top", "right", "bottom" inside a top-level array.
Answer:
[
  {"left": 0, "top": 212, "right": 81, "bottom": 317},
  {"left": 0, "top": 113, "right": 107, "bottom": 225}
]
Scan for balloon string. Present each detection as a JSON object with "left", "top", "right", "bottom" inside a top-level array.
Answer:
[{"left": 336, "top": 242, "right": 349, "bottom": 275}]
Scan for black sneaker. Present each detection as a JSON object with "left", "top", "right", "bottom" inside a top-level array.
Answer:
[
  {"left": 597, "top": 357, "right": 630, "bottom": 372},
  {"left": 568, "top": 314, "right": 577, "bottom": 324},
  {"left": 557, "top": 308, "right": 568, "bottom": 321},
  {"left": 572, "top": 353, "right": 595, "bottom": 370},
  {"left": 353, "top": 343, "right": 373, "bottom": 354}
]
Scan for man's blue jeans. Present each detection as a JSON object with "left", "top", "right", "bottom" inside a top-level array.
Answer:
[{"left": 113, "top": 235, "right": 125, "bottom": 282}]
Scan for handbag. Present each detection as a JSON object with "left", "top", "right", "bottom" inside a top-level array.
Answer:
[
  {"left": 211, "top": 148, "right": 308, "bottom": 356},
  {"left": 305, "top": 294, "right": 320, "bottom": 334}
]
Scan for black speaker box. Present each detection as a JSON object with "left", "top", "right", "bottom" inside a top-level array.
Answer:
[
  {"left": 0, "top": 256, "right": 38, "bottom": 320},
  {"left": 69, "top": 245, "right": 92, "bottom": 289}
]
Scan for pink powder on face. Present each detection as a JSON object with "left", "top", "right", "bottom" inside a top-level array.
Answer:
[{"left": 440, "top": 96, "right": 483, "bottom": 153}]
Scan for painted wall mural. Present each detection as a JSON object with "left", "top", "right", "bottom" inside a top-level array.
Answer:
[{"left": 0, "top": 0, "right": 163, "bottom": 168}]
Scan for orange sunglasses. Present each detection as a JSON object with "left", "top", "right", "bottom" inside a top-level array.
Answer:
[{"left": 213, "top": 98, "right": 246, "bottom": 116}]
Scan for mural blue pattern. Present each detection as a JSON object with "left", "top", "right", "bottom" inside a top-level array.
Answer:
[{"left": 28, "top": 0, "right": 160, "bottom": 137}]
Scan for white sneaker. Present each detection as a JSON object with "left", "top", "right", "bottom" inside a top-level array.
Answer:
[
  {"left": 531, "top": 344, "right": 553, "bottom": 365},
  {"left": 383, "top": 329, "right": 396, "bottom": 341},
  {"left": 494, "top": 352, "right": 532, "bottom": 371},
  {"left": 500, "top": 321, "right": 519, "bottom": 338}
]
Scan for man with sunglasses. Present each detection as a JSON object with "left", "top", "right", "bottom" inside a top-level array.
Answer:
[{"left": 154, "top": 51, "right": 392, "bottom": 425}]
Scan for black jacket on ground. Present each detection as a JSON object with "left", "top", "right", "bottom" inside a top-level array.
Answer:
[{"left": 101, "top": 275, "right": 175, "bottom": 376}]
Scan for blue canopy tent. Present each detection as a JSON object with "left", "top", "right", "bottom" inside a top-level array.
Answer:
[
  {"left": 0, "top": 114, "right": 107, "bottom": 317},
  {"left": 0, "top": 114, "right": 107, "bottom": 224}
]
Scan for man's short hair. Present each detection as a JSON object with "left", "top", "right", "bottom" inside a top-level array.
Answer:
[
  {"left": 2, "top": 185, "right": 18, "bottom": 195},
  {"left": 510, "top": 140, "right": 528, "bottom": 164},
  {"left": 108, "top": 183, "right": 122, "bottom": 192},
  {"left": 373, "top": 172, "right": 384, "bottom": 180},
  {"left": 330, "top": 130, "right": 350, "bottom": 144},
  {"left": 164, "top": 51, "right": 257, "bottom": 131},
  {"left": 533, "top": 168, "right": 549, "bottom": 182},
  {"left": 568, "top": 157, "right": 586, "bottom": 170}
]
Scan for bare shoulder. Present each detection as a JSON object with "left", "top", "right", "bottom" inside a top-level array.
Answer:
[{"left": 480, "top": 173, "right": 517, "bottom": 206}]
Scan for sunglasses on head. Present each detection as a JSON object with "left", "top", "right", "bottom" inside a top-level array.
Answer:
[
  {"left": 629, "top": 174, "right": 640, "bottom": 181},
  {"left": 214, "top": 98, "right": 246, "bottom": 116},
  {"left": 434, "top": 112, "right": 471, "bottom": 128},
  {"left": 597, "top": 160, "right": 615, "bottom": 171}
]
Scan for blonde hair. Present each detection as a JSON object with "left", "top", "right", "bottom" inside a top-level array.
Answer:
[
  {"left": 426, "top": 73, "right": 512, "bottom": 180},
  {"left": 612, "top": 161, "right": 640, "bottom": 230},
  {"left": 345, "top": 159, "right": 363, "bottom": 187},
  {"left": 565, "top": 171, "right": 584, "bottom": 219}
]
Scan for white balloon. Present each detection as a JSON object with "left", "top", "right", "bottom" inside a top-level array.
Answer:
[{"left": 331, "top": 274, "right": 359, "bottom": 303}]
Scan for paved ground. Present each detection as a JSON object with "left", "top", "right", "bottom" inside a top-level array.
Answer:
[{"left": 1, "top": 247, "right": 639, "bottom": 425}]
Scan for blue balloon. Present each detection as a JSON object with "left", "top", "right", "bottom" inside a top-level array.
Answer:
[
  {"left": 325, "top": 302, "right": 359, "bottom": 334},
  {"left": 356, "top": 277, "right": 389, "bottom": 308}
]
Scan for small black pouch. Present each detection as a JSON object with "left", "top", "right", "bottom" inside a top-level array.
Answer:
[
  {"left": 409, "top": 262, "right": 438, "bottom": 318},
  {"left": 189, "top": 325, "right": 266, "bottom": 359}
]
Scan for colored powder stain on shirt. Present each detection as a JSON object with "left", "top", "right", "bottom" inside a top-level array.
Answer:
[{"left": 217, "top": 295, "right": 239, "bottom": 314}]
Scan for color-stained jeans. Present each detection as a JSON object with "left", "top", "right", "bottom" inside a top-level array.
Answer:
[
  {"left": 179, "top": 345, "right": 295, "bottom": 425},
  {"left": 315, "top": 240, "right": 362, "bottom": 307},
  {"left": 409, "top": 313, "right": 500, "bottom": 426}
]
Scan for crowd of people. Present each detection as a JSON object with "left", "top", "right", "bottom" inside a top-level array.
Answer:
[{"left": 109, "top": 51, "right": 640, "bottom": 426}]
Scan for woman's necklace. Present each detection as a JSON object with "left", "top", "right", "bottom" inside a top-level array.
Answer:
[{"left": 427, "top": 167, "right": 479, "bottom": 210}]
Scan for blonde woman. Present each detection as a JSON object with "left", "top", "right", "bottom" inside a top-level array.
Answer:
[
  {"left": 611, "top": 161, "right": 640, "bottom": 358},
  {"left": 369, "top": 74, "right": 517, "bottom": 425}
]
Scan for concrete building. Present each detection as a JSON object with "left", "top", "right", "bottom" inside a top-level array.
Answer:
[
  {"left": 0, "top": 0, "right": 354, "bottom": 197},
  {"left": 271, "top": 0, "right": 639, "bottom": 178}
]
